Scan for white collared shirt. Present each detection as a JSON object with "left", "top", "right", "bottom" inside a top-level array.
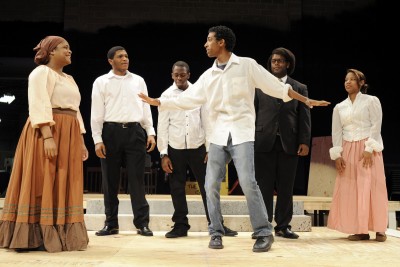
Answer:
[
  {"left": 157, "top": 82, "right": 209, "bottom": 155},
  {"left": 159, "top": 53, "right": 292, "bottom": 146},
  {"left": 91, "top": 70, "right": 155, "bottom": 144},
  {"left": 329, "top": 92, "right": 384, "bottom": 160}
]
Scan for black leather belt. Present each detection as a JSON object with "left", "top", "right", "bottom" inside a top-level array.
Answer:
[{"left": 104, "top": 122, "right": 140, "bottom": 128}]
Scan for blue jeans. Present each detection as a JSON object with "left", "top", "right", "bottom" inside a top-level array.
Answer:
[{"left": 205, "top": 135, "right": 273, "bottom": 237}]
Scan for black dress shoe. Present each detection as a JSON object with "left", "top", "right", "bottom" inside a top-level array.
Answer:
[
  {"left": 165, "top": 227, "right": 188, "bottom": 238},
  {"left": 223, "top": 225, "right": 238, "bottom": 237},
  {"left": 251, "top": 232, "right": 256, "bottom": 239},
  {"left": 95, "top": 225, "right": 119, "bottom": 236},
  {"left": 275, "top": 228, "right": 299, "bottom": 239},
  {"left": 137, "top": 226, "right": 153, "bottom": 236},
  {"left": 252, "top": 235, "right": 274, "bottom": 252}
]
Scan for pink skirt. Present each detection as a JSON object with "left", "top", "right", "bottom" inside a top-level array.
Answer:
[{"left": 327, "top": 139, "right": 388, "bottom": 234}]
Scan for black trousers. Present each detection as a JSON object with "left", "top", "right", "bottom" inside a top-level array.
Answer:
[
  {"left": 254, "top": 135, "right": 298, "bottom": 231},
  {"left": 101, "top": 123, "right": 150, "bottom": 229},
  {"left": 168, "top": 144, "right": 210, "bottom": 229}
]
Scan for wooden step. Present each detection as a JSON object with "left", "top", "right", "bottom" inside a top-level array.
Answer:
[{"left": 84, "top": 194, "right": 312, "bottom": 232}]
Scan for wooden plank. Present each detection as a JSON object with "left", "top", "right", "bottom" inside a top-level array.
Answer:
[{"left": 1, "top": 228, "right": 400, "bottom": 266}]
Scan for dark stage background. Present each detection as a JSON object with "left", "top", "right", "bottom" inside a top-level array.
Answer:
[{"left": 0, "top": 0, "right": 396, "bottom": 195}]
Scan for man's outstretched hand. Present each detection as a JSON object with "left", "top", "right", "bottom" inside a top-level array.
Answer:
[
  {"left": 307, "top": 99, "right": 331, "bottom": 109},
  {"left": 138, "top": 93, "right": 160, "bottom": 106}
]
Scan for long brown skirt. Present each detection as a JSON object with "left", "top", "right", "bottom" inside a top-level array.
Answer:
[{"left": 0, "top": 112, "right": 89, "bottom": 252}]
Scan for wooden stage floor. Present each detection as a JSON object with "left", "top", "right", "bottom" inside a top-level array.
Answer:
[
  {"left": 1, "top": 194, "right": 400, "bottom": 266},
  {"left": 0, "top": 227, "right": 399, "bottom": 267}
]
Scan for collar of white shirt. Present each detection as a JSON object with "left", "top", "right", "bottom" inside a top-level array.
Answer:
[
  {"left": 105, "top": 70, "right": 133, "bottom": 79},
  {"left": 279, "top": 75, "right": 288, "bottom": 83}
]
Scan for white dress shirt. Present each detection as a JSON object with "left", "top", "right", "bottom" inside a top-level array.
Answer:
[
  {"left": 329, "top": 92, "right": 384, "bottom": 160},
  {"left": 159, "top": 53, "right": 292, "bottom": 146},
  {"left": 91, "top": 70, "right": 155, "bottom": 144},
  {"left": 157, "top": 82, "right": 209, "bottom": 155}
]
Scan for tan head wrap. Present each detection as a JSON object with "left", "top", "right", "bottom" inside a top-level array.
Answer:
[{"left": 33, "top": 36, "right": 66, "bottom": 65}]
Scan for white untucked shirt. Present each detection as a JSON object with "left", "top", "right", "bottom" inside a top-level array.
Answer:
[
  {"left": 159, "top": 53, "right": 292, "bottom": 146},
  {"left": 157, "top": 82, "right": 209, "bottom": 155}
]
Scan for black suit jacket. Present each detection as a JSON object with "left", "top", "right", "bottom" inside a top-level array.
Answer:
[{"left": 254, "top": 77, "right": 311, "bottom": 155}]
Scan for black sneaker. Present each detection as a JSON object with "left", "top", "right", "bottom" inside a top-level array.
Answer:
[
  {"left": 223, "top": 226, "right": 238, "bottom": 237},
  {"left": 165, "top": 227, "right": 188, "bottom": 238},
  {"left": 209, "top": 236, "right": 223, "bottom": 249}
]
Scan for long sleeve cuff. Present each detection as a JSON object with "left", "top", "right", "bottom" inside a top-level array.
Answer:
[
  {"left": 93, "top": 136, "right": 103, "bottom": 145},
  {"left": 329, "top": 146, "right": 343, "bottom": 160},
  {"left": 144, "top": 127, "right": 156, "bottom": 137},
  {"left": 365, "top": 138, "right": 383, "bottom": 153},
  {"left": 282, "top": 84, "right": 293, "bottom": 102}
]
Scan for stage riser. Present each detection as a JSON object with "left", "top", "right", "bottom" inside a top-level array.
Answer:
[
  {"left": 84, "top": 214, "right": 312, "bottom": 232},
  {"left": 86, "top": 199, "right": 305, "bottom": 215},
  {"left": 85, "top": 198, "right": 311, "bottom": 232}
]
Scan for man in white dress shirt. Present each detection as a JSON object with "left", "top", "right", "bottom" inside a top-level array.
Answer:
[
  {"left": 139, "top": 26, "right": 329, "bottom": 252},
  {"left": 158, "top": 61, "right": 237, "bottom": 238},
  {"left": 91, "top": 46, "right": 156, "bottom": 237}
]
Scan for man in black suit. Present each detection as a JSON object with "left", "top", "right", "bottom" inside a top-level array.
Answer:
[{"left": 254, "top": 47, "right": 311, "bottom": 239}]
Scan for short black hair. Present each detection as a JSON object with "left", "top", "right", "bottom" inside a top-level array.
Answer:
[
  {"left": 267, "top": 47, "right": 296, "bottom": 76},
  {"left": 172, "top": 61, "right": 190, "bottom": 73},
  {"left": 107, "top": 46, "right": 126, "bottom": 59},
  {"left": 208, "top": 25, "right": 236, "bottom": 52}
]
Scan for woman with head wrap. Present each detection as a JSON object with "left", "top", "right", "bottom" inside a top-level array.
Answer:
[{"left": 0, "top": 36, "right": 89, "bottom": 252}]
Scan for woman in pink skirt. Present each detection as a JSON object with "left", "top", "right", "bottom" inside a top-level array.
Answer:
[{"left": 327, "top": 68, "right": 387, "bottom": 242}]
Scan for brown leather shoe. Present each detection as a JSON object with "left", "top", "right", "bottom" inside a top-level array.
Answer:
[
  {"left": 376, "top": 232, "right": 387, "bottom": 242},
  {"left": 348, "top": 234, "right": 370, "bottom": 241}
]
